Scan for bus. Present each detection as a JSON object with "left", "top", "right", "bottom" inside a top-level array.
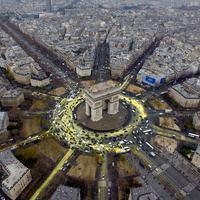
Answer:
[
  {"left": 143, "top": 129, "right": 151, "bottom": 133},
  {"left": 187, "top": 133, "right": 199, "bottom": 139},
  {"left": 58, "top": 110, "right": 64, "bottom": 116},
  {"left": 165, "top": 109, "right": 172, "bottom": 113},
  {"left": 161, "top": 91, "right": 168, "bottom": 95},
  {"left": 146, "top": 142, "right": 154, "bottom": 150}
]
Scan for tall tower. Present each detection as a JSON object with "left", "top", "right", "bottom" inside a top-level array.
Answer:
[{"left": 46, "top": 0, "right": 52, "bottom": 12}]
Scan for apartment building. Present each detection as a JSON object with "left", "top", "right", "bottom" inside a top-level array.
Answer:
[
  {"left": 76, "top": 65, "right": 91, "bottom": 77},
  {"left": 0, "top": 85, "right": 7, "bottom": 97},
  {"left": 0, "top": 89, "right": 24, "bottom": 107},
  {"left": 168, "top": 84, "right": 200, "bottom": 108},
  {"left": 0, "top": 112, "right": 9, "bottom": 134},
  {"left": 111, "top": 65, "right": 124, "bottom": 79},
  {"left": 183, "top": 77, "right": 200, "bottom": 97},
  {"left": 12, "top": 66, "right": 31, "bottom": 85},
  {"left": 192, "top": 143, "right": 200, "bottom": 168},
  {"left": 0, "top": 150, "right": 32, "bottom": 200},
  {"left": 193, "top": 111, "right": 200, "bottom": 130},
  {"left": 31, "top": 63, "right": 44, "bottom": 76},
  {"left": 30, "top": 74, "right": 50, "bottom": 87},
  {"left": 50, "top": 185, "right": 80, "bottom": 200}
]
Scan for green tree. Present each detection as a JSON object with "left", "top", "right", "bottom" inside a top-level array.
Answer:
[
  {"left": 132, "top": 178, "right": 141, "bottom": 187},
  {"left": 16, "top": 147, "right": 37, "bottom": 160},
  {"left": 15, "top": 147, "right": 37, "bottom": 168},
  {"left": 94, "top": 154, "right": 102, "bottom": 164},
  {"left": 35, "top": 114, "right": 41, "bottom": 120},
  {"left": 7, "top": 71, "right": 14, "bottom": 80},
  {"left": 120, "top": 155, "right": 126, "bottom": 162}
]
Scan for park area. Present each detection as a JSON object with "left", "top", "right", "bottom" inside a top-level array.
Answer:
[
  {"left": 149, "top": 98, "right": 171, "bottom": 110},
  {"left": 159, "top": 117, "right": 180, "bottom": 131},
  {"left": 126, "top": 84, "right": 146, "bottom": 94},
  {"left": 32, "top": 137, "right": 67, "bottom": 162},
  {"left": 153, "top": 135, "right": 178, "bottom": 153},
  {"left": 20, "top": 117, "right": 41, "bottom": 138},
  {"left": 149, "top": 98, "right": 180, "bottom": 130},
  {"left": 30, "top": 98, "right": 49, "bottom": 110},
  {"left": 117, "top": 155, "right": 138, "bottom": 177},
  {"left": 67, "top": 155, "right": 98, "bottom": 181},
  {"left": 80, "top": 80, "right": 96, "bottom": 87},
  {"left": 48, "top": 86, "right": 67, "bottom": 96},
  {"left": 20, "top": 98, "right": 47, "bottom": 138}
]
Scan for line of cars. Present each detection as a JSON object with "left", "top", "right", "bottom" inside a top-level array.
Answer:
[
  {"left": 132, "top": 118, "right": 153, "bottom": 148},
  {"left": 60, "top": 160, "right": 71, "bottom": 171}
]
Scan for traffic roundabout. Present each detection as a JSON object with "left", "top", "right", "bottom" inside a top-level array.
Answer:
[{"left": 50, "top": 93, "right": 147, "bottom": 154}]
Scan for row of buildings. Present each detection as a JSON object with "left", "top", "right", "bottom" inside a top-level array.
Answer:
[
  {"left": 6, "top": 8, "right": 160, "bottom": 76},
  {"left": 1, "top": 0, "right": 199, "bottom": 16},
  {"left": 0, "top": 0, "right": 69, "bottom": 14},
  {"left": 0, "top": 24, "right": 36, "bottom": 199},
  {"left": 0, "top": 28, "right": 50, "bottom": 88},
  {"left": 7, "top": 3, "right": 199, "bottom": 84},
  {"left": 166, "top": 77, "right": 200, "bottom": 130},
  {"left": 0, "top": 85, "right": 24, "bottom": 107},
  {"left": 137, "top": 34, "right": 200, "bottom": 86}
]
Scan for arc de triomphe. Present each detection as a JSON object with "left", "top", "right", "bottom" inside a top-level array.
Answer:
[{"left": 84, "top": 80, "right": 121, "bottom": 122}]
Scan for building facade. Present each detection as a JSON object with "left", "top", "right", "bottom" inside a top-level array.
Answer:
[
  {"left": 0, "top": 112, "right": 9, "bottom": 134},
  {"left": 137, "top": 69, "right": 166, "bottom": 87},
  {"left": 31, "top": 63, "right": 43, "bottom": 76},
  {"left": 0, "top": 112, "right": 10, "bottom": 143},
  {"left": 111, "top": 65, "right": 124, "bottom": 79},
  {"left": 168, "top": 85, "right": 200, "bottom": 108},
  {"left": 50, "top": 185, "right": 80, "bottom": 200},
  {"left": 183, "top": 77, "right": 200, "bottom": 97},
  {"left": 0, "top": 150, "right": 32, "bottom": 200},
  {"left": 12, "top": 67, "right": 31, "bottom": 85},
  {"left": 76, "top": 65, "right": 92, "bottom": 77},
  {"left": 84, "top": 80, "right": 121, "bottom": 121},
  {"left": 0, "top": 89, "right": 24, "bottom": 107},
  {"left": 30, "top": 74, "right": 50, "bottom": 87},
  {"left": 193, "top": 111, "right": 200, "bottom": 130},
  {"left": 0, "top": 85, "right": 7, "bottom": 97},
  {"left": 191, "top": 143, "right": 200, "bottom": 168}
]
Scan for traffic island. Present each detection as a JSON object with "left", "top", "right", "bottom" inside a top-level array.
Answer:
[{"left": 75, "top": 102, "right": 129, "bottom": 132}]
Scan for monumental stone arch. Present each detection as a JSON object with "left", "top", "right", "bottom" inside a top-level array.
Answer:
[{"left": 84, "top": 80, "right": 121, "bottom": 122}]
